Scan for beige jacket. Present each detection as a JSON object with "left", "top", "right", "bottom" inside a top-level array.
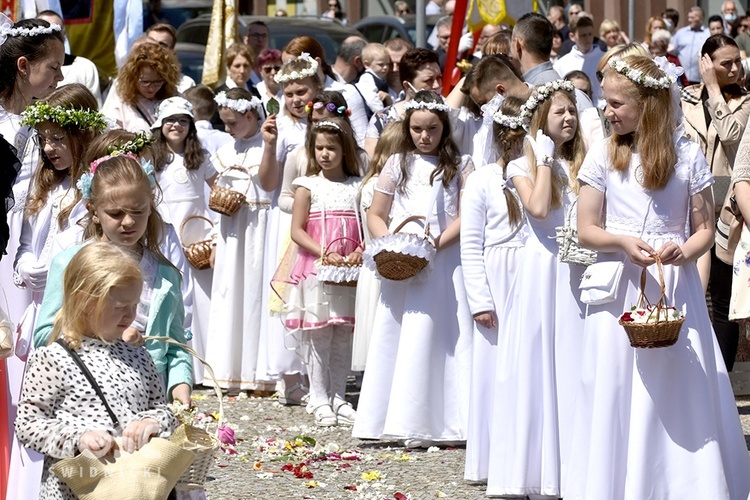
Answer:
[{"left": 682, "top": 84, "right": 750, "bottom": 211}]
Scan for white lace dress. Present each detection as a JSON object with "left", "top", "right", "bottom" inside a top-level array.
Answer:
[
  {"left": 156, "top": 153, "right": 216, "bottom": 384},
  {"left": 485, "top": 156, "right": 587, "bottom": 498},
  {"left": 459, "top": 164, "right": 526, "bottom": 482},
  {"left": 564, "top": 138, "right": 750, "bottom": 500},
  {"left": 204, "top": 133, "right": 276, "bottom": 391},
  {"left": 353, "top": 152, "right": 475, "bottom": 442}
]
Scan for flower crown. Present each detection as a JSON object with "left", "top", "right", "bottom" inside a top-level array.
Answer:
[
  {"left": 608, "top": 56, "right": 677, "bottom": 90},
  {"left": 314, "top": 120, "right": 342, "bottom": 132},
  {"left": 492, "top": 111, "right": 528, "bottom": 131},
  {"left": 0, "top": 13, "right": 61, "bottom": 46},
  {"left": 305, "top": 100, "right": 351, "bottom": 116},
  {"left": 106, "top": 132, "right": 154, "bottom": 155},
  {"left": 20, "top": 102, "right": 108, "bottom": 132},
  {"left": 77, "top": 155, "right": 155, "bottom": 199},
  {"left": 520, "top": 79, "right": 575, "bottom": 119},
  {"left": 214, "top": 91, "right": 263, "bottom": 115},
  {"left": 274, "top": 52, "right": 319, "bottom": 84},
  {"left": 403, "top": 99, "right": 450, "bottom": 113}
]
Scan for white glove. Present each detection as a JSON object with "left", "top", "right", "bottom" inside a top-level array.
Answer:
[
  {"left": 458, "top": 31, "right": 474, "bottom": 53},
  {"left": 15, "top": 261, "right": 48, "bottom": 291},
  {"left": 525, "top": 130, "right": 556, "bottom": 163}
]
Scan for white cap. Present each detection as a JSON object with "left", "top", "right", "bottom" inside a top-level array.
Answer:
[{"left": 152, "top": 96, "right": 194, "bottom": 129}]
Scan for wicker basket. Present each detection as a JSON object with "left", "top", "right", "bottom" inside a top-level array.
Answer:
[
  {"left": 209, "top": 166, "right": 250, "bottom": 217},
  {"left": 373, "top": 215, "right": 434, "bottom": 281},
  {"left": 145, "top": 336, "right": 224, "bottom": 491},
  {"left": 554, "top": 198, "right": 598, "bottom": 267},
  {"left": 180, "top": 215, "right": 214, "bottom": 270},
  {"left": 618, "top": 256, "right": 685, "bottom": 348},
  {"left": 317, "top": 237, "right": 362, "bottom": 287}
]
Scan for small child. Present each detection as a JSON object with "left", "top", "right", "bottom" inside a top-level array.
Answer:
[
  {"left": 281, "top": 117, "right": 362, "bottom": 426},
  {"left": 356, "top": 43, "right": 393, "bottom": 115},
  {"left": 15, "top": 242, "right": 177, "bottom": 499}
]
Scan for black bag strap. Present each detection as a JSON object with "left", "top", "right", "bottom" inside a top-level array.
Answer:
[{"left": 56, "top": 339, "right": 121, "bottom": 430}]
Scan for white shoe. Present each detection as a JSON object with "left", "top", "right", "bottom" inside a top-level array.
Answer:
[
  {"left": 402, "top": 438, "right": 433, "bottom": 449},
  {"left": 334, "top": 403, "right": 356, "bottom": 425},
  {"left": 313, "top": 405, "right": 337, "bottom": 427}
]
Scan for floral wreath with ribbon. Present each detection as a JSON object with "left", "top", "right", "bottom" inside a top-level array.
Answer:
[
  {"left": 20, "top": 102, "right": 108, "bottom": 132},
  {"left": 520, "top": 79, "right": 576, "bottom": 119},
  {"left": 607, "top": 56, "right": 680, "bottom": 90},
  {"left": 0, "top": 13, "right": 61, "bottom": 46},
  {"left": 273, "top": 52, "right": 319, "bottom": 84}
]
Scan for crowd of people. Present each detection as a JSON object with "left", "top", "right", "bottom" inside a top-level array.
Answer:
[{"left": 1, "top": 2, "right": 750, "bottom": 499}]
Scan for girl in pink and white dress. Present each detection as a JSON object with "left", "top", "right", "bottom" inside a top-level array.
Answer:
[
  {"left": 280, "top": 117, "right": 362, "bottom": 427},
  {"left": 354, "top": 90, "right": 474, "bottom": 448},
  {"left": 460, "top": 96, "right": 527, "bottom": 483},
  {"left": 567, "top": 55, "right": 750, "bottom": 500}
]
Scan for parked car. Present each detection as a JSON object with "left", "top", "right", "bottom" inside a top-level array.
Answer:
[
  {"left": 175, "top": 15, "right": 364, "bottom": 64},
  {"left": 175, "top": 42, "right": 206, "bottom": 84},
  {"left": 353, "top": 15, "right": 441, "bottom": 47},
  {"left": 143, "top": 0, "right": 213, "bottom": 31}
]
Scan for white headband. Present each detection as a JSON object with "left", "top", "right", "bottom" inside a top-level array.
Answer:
[
  {"left": 274, "top": 52, "right": 319, "bottom": 84},
  {"left": 0, "top": 13, "right": 61, "bottom": 46},
  {"left": 403, "top": 99, "right": 450, "bottom": 113},
  {"left": 214, "top": 92, "right": 263, "bottom": 115},
  {"left": 493, "top": 111, "right": 528, "bottom": 131},
  {"left": 315, "top": 120, "right": 342, "bottom": 131},
  {"left": 520, "top": 79, "right": 575, "bottom": 119},
  {"left": 608, "top": 57, "right": 678, "bottom": 90}
]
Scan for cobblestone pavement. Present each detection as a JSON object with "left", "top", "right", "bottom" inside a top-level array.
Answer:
[{"left": 187, "top": 388, "right": 750, "bottom": 500}]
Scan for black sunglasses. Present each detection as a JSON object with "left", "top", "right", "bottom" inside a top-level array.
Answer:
[{"left": 596, "top": 70, "right": 603, "bottom": 83}]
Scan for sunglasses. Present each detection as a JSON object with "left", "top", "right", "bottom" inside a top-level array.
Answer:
[
  {"left": 596, "top": 70, "right": 603, "bottom": 83},
  {"left": 742, "top": 24, "right": 750, "bottom": 29},
  {"left": 262, "top": 65, "right": 282, "bottom": 73}
]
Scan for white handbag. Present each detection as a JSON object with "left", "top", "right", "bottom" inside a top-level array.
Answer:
[{"left": 579, "top": 261, "right": 624, "bottom": 305}]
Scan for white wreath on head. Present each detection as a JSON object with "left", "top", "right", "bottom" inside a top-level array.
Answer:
[
  {"left": 214, "top": 92, "right": 263, "bottom": 115},
  {"left": 492, "top": 111, "right": 529, "bottom": 131},
  {"left": 608, "top": 57, "right": 677, "bottom": 90},
  {"left": 403, "top": 100, "right": 450, "bottom": 113},
  {"left": 274, "top": 52, "right": 319, "bottom": 84},
  {"left": 519, "top": 79, "right": 575, "bottom": 118},
  {"left": 0, "top": 13, "right": 61, "bottom": 46}
]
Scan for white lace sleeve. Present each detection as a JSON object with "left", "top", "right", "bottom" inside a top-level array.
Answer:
[
  {"left": 686, "top": 142, "right": 714, "bottom": 196},
  {"left": 506, "top": 157, "right": 531, "bottom": 181},
  {"left": 577, "top": 142, "right": 608, "bottom": 193},
  {"left": 458, "top": 155, "right": 475, "bottom": 191},
  {"left": 375, "top": 154, "right": 401, "bottom": 195}
]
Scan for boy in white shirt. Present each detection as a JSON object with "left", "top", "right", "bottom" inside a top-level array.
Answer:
[
  {"left": 553, "top": 15, "right": 604, "bottom": 107},
  {"left": 355, "top": 43, "right": 393, "bottom": 116}
]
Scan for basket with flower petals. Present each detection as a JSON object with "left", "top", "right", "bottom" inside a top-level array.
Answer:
[{"left": 618, "top": 256, "right": 685, "bottom": 348}]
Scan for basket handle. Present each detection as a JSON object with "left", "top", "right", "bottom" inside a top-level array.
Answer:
[
  {"left": 214, "top": 165, "right": 254, "bottom": 196},
  {"left": 144, "top": 336, "right": 224, "bottom": 423},
  {"left": 322, "top": 236, "right": 363, "bottom": 260},
  {"left": 635, "top": 254, "right": 670, "bottom": 320},
  {"left": 391, "top": 215, "right": 431, "bottom": 237},
  {"left": 179, "top": 215, "right": 215, "bottom": 249}
]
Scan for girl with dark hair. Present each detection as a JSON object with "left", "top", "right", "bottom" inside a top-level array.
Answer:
[
  {"left": 682, "top": 33, "right": 750, "bottom": 371},
  {"left": 353, "top": 90, "right": 474, "bottom": 447}
]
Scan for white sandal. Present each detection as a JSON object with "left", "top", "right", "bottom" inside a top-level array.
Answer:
[
  {"left": 313, "top": 404, "right": 337, "bottom": 427},
  {"left": 278, "top": 383, "right": 308, "bottom": 406},
  {"left": 334, "top": 402, "right": 357, "bottom": 425}
]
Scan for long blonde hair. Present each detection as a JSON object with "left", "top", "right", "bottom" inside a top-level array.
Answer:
[
  {"left": 364, "top": 122, "right": 401, "bottom": 185},
  {"left": 603, "top": 55, "right": 676, "bottom": 190},
  {"left": 524, "top": 88, "right": 585, "bottom": 208},
  {"left": 49, "top": 242, "right": 142, "bottom": 349}
]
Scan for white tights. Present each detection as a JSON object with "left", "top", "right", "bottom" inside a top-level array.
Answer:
[{"left": 307, "top": 325, "right": 353, "bottom": 410}]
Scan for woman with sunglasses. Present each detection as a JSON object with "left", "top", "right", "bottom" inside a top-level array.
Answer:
[
  {"left": 321, "top": 0, "right": 347, "bottom": 25},
  {"left": 255, "top": 48, "right": 284, "bottom": 114},
  {"left": 101, "top": 41, "right": 180, "bottom": 134}
]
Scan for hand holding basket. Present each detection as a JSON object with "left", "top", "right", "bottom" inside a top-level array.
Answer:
[
  {"left": 316, "top": 236, "right": 362, "bottom": 287},
  {"left": 209, "top": 166, "right": 251, "bottom": 216}
]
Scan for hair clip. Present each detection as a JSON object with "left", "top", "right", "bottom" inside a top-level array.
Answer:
[
  {"left": 313, "top": 102, "right": 325, "bottom": 110},
  {"left": 305, "top": 101, "right": 314, "bottom": 113},
  {"left": 336, "top": 105, "right": 347, "bottom": 115},
  {"left": 325, "top": 102, "right": 336, "bottom": 112}
]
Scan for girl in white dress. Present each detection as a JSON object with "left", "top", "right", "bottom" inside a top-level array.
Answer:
[
  {"left": 151, "top": 96, "right": 217, "bottom": 384},
  {"left": 460, "top": 97, "right": 527, "bottom": 484},
  {"left": 354, "top": 90, "right": 474, "bottom": 447},
  {"left": 485, "top": 80, "right": 587, "bottom": 499},
  {"left": 352, "top": 123, "right": 401, "bottom": 372},
  {"left": 263, "top": 55, "right": 324, "bottom": 401},
  {"left": 567, "top": 55, "right": 750, "bottom": 500},
  {"left": 280, "top": 118, "right": 362, "bottom": 426},
  {"left": 205, "top": 88, "right": 276, "bottom": 392}
]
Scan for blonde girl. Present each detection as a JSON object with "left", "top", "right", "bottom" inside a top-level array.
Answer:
[
  {"left": 567, "top": 55, "right": 750, "bottom": 499},
  {"left": 33, "top": 155, "right": 193, "bottom": 406},
  {"left": 351, "top": 122, "right": 401, "bottom": 372},
  {"left": 485, "top": 80, "right": 587, "bottom": 498},
  {"left": 281, "top": 117, "right": 362, "bottom": 426},
  {"left": 353, "top": 90, "right": 474, "bottom": 448},
  {"left": 204, "top": 88, "right": 277, "bottom": 392},
  {"left": 16, "top": 242, "right": 177, "bottom": 499},
  {"left": 461, "top": 96, "right": 527, "bottom": 483}
]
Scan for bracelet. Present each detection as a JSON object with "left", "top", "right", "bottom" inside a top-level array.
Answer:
[{"left": 538, "top": 155, "right": 554, "bottom": 167}]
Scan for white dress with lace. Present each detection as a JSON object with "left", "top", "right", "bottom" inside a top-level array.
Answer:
[
  {"left": 205, "top": 132, "right": 277, "bottom": 390},
  {"left": 564, "top": 137, "right": 750, "bottom": 500},
  {"left": 352, "top": 152, "right": 475, "bottom": 442},
  {"left": 485, "top": 156, "right": 587, "bottom": 497}
]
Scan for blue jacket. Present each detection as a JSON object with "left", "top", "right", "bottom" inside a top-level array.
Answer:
[{"left": 33, "top": 244, "right": 193, "bottom": 399}]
